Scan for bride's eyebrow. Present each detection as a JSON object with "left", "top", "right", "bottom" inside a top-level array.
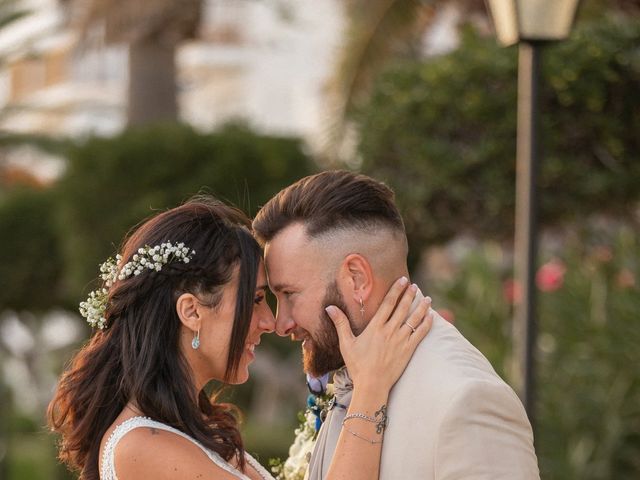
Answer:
[{"left": 256, "top": 284, "right": 268, "bottom": 292}]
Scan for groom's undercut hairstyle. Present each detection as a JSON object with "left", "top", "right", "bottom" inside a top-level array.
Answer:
[{"left": 252, "top": 170, "right": 405, "bottom": 244}]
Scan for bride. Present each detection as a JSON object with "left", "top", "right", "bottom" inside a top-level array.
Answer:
[{"left": 48, "top": 195, "right": 432, "bottom": 480}]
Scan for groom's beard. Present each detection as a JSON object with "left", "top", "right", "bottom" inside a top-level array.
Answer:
[{"left": 303, "top": 281, "right": 360, "bottom": 377}]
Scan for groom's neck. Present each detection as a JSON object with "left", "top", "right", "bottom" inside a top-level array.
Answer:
[{"left": 362, "top": 267, "right": 413, "bottom": 325}]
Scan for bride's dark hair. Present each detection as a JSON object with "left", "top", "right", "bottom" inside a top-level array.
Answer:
[{"left": 48, "top": 196, "right": 262, "bottom": 479}]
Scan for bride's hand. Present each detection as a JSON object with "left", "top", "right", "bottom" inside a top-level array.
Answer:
[{"left": 325, "top": 277, "right": 433, "bottom": 392}]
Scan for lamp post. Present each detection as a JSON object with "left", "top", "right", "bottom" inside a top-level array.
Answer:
[{"left": 485, "top": 0, "right": 580, "bottom": 429}]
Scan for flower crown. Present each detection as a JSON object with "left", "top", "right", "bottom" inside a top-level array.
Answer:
[{"left": 79, "top": 242, "right": 195, "bottom": 329}]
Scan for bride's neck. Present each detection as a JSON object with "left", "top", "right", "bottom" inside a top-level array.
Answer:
[{"left": 124, "top": 401, "right": 143, "bottom": 417}]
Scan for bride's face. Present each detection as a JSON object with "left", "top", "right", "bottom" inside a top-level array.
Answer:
[{"left": 190, "top": 263, "right": 275, "bottom": 386}]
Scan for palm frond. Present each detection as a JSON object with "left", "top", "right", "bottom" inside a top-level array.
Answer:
[
  {"left": 321, "top": 0, "right": 433, "bottom": 161},
  {"left": 332, "top": 0, "right": 427, "bottom": 114},
  {"left": 0, "top": 0, "right": 30, "bottom": 30},
  {"left": 321, "top": 0, "right": 488, "bottom": 161}
]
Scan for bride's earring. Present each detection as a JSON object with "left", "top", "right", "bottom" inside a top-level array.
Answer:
[
  {"left": 191, "top": 329, "right": 200, "bottom": 350},
  {"left": 359, "top": 297, "right": 365, "bottom": 321}
]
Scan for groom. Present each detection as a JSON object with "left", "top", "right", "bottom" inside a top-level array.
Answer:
[{"left": 253, "top": 170, "right": 540, "bottom": 479}]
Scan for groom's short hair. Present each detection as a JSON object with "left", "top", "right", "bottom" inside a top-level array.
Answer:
[{"left": 252, "top": 170, "right": 405, "bottom": 244}]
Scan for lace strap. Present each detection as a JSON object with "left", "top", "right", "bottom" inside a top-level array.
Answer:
[
  {"left": 100, "top": 416, "right": 265, "bottom": 480},
  {"left": 245, "top": 453, "right": 276, "bottom": 480}
]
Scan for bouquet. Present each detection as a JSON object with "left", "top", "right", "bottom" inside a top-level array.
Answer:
[{"left": 270, "top": 374, "right": 333, "bottom": 480}]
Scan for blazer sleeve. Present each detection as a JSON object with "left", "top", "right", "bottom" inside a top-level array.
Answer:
[{"left": 434, "top": 380, "right": 540, "bottom": 480}]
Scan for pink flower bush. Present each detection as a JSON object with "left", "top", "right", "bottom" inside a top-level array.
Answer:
[
  {"left": 591, "top": 245, "right": 613, "bottom": 263},
  {"left": 616, "top": 268, "right": 636, "bottom": 289},
  {"left": 503, "top": 279, "right": 522, "bottom": 305},
  {"left": 536, "top": 259, "right": 567, "bottom": 292},
  {"left": 439, "top": 308, "right": 455, "bottom": 324}
]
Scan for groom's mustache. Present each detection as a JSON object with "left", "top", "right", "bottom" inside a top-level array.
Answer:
[{"left": 290, "top": 327, "right": 311, "bottom": 342}]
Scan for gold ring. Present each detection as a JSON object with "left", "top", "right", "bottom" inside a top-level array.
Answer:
[{"left": 403, "top": 321, "right": 417, "bottom": 333}]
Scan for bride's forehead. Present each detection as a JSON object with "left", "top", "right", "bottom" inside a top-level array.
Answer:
[{"left": 256, "top": 263, "right": 267, "bottom": 282}]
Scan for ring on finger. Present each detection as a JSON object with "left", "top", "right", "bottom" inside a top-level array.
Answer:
[{"left": 403, "top": 320, "right": 417, "bottom": 333}]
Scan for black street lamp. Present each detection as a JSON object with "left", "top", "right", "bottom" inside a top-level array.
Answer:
[{"left": 485, "top": 0, "right": 580, "bottom": 429}]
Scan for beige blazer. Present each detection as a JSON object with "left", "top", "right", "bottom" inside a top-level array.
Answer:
[
  {"left": 308, "top": 292, "right": 540, "bottom": 480},
  {"left": 379, "top": 311, "right": 540, "bottom": 479}
]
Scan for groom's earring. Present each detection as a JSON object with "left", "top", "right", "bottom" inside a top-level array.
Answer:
[
  {"left": 191, "top": 329, "right": 200, "bottom": 350},
  {"left": 359, "top": 298, "right": 365, "bottom": 321}
]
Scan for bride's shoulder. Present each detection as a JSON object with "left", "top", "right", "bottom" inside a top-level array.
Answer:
[{"left": 108, "top": 418, "right": 242, "bottom": 480}]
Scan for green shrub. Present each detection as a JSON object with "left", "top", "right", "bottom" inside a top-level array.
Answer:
[
  {"left": 56, "top": 122, "right": 315, "bottom": 299},
  {"left": 355, "top": 15, "right": 640, "bottom": 266},
  {"left": 0, "top": 187, "right": 63, "bottom": 310},
  {"left": 431, "top": 225, "right": 640, "bottom": 479}
]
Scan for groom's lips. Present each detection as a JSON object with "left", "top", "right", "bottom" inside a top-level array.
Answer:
[
  {"left": 291, "top": 329, "right": 309, "bottom": 342},
  {"left": 294, "top": 333, "right": 312, "bottom": 350}
]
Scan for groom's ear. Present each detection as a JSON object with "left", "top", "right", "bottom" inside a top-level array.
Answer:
[{"left": 340, "top": 253, "right": 374, "bottom": 303}]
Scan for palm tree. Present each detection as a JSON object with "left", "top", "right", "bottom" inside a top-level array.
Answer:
[{"left": 62, "top": 0, "right": 203, "bottom": 126}]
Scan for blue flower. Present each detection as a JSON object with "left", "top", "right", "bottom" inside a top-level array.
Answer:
[{"left": 306, "top": 373, "right": 330, "bottom": 395}]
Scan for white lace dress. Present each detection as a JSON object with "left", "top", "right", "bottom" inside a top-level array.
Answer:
[{"left": 100, "top": 416, "right": 275, "bottom": 480}]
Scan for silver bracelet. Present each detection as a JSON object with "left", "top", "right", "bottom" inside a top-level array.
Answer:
[
  {"left": 342, "top": 405, "right": 388, "bottom": 434},
  {"left": 343, "top": 426, "right": 383, "bottom": 444},
  {"left": 343, "top": 412, "right": 377, "bottom": 423}
]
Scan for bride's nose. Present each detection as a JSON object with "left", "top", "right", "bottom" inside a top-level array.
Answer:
[{"left": 258, "top": 306, "right": 276, "bottom": 333}]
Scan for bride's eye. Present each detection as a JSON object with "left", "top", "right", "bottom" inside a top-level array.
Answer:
[{"left": 254, "top": 294, "right": 265, "bottom": 305}]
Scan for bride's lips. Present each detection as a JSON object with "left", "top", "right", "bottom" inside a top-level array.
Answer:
[{"left": 245, "top": 341, "right": 259, "bottom": 360}]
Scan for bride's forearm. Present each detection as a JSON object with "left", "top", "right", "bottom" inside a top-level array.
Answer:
[
  {"left": 325, "top": 385, "right": 389, "bottom": 480},
  {"left": 322, "top": 278, "right": 431, "bottom": 480}
]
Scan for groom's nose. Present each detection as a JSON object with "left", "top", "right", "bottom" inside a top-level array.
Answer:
[{"left": 275, "top": 309, "right": 296, "bottom": 337}]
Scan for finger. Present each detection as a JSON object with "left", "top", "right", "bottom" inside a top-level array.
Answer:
[
  {"left": 408, "top": 307, "right": 434, "bottom": 347},
  {"left": 325, "top": 305, "right": 355, "bottom": 347},
  {"left": 398, "top": 296, "right": 431, "bottom": 333},
  {"left": 384, "top": 283, "right": 419, "bottom": 329},
  {"left": 369, "top": 276, "right": 409, "bottom": 327}
]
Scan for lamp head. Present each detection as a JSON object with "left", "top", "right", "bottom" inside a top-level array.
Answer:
[{"left": 486, "top": 0, "right": 581, "bottom": 46}]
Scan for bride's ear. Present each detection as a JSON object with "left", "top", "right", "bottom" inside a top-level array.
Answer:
[
  {"left": 341, "top": 253, "right": 374, "bottom": 303},
  {"left": 176, "top": 293, "right": 201, "bottom": 332}
]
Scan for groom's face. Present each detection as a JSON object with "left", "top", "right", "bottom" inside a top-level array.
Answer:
[
  {"left": 264, "top": 224, "right": 358, "bottom": 377},
  {"left": 304, "top": 281, "right": 349, "bottom": 376}
]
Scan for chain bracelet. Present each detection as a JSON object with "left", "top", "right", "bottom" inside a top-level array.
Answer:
[
  {"left": 343, "top": 426, "right": 383, "bottom": 444},
  {"left": 343, "top": 412, "right": 377, "bottom": 423},
  {"left": 342, "top": 404, "right": 388, "bottom": 434}
]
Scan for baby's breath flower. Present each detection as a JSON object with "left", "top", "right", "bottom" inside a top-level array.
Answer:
[
  {"left": 79, "top": 242, "right": 195, "bottom": 329},
  {"left": 79, "top": 288, "right": 109, "bottom": 329}
]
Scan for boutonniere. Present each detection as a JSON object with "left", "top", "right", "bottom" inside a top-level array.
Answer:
[{"left": 270, "top": 374, "right": 333, "bottom": 480}]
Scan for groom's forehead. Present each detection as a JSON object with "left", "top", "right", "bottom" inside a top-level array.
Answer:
[
  {"left": 264, "top": 226, "right": 325, "bottom": 279},
  {"left": 264, "top": 224, "right": 315, "bottom": 260}
]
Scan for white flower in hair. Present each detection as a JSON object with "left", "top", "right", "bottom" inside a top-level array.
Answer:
[
  {"left": 79, "top": 242, "right": 196, "bottom": 329},
  {"left": 79, "top": 288, "right": 109, "bottom": 330}
]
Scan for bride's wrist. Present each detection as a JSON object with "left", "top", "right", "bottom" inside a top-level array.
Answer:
[{"left": 351, "top": 382, "right": 391, "bottom": 402}]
